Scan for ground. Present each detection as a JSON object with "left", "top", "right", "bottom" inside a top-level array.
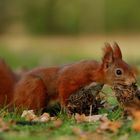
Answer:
[{"left": 0, "top": 34, "right": 140, "bottom": 140}]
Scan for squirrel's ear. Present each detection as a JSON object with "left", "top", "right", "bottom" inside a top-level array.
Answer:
[
  {"left": 102, "top": 43, "right": 114, "bottom": 68},
  {"left": 113, "top": 42, "right": 122, "bottom": 59}
]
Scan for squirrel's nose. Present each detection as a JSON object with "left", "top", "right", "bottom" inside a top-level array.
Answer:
[
  {"left": 132, "top": 82, "right": 137, "bottom": 86},
  {"left": 126, "top": 77, "right": 137, "bottom": 86},
  {"left": 130, "top": 79, "right": 137, "bottom": 86}
]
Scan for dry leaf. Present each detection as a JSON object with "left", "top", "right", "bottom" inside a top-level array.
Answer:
[
  {"left": 125, "top": 108, "right": 140, "bottom": 132},
  {"left": 75, "top": 113, "right": 108, "bottom": 123},
  {"left": 21, "top": 110, "right": 54, "bottom": 123},
  {"left": 0, "top": 118, "right": 9, "bottom": 132},
  {"left": 72, "top": 128, "right": 110, "bottom": 140},
  {"left": 39, "top": 113, "right": 50, "bottom": 122},
  {"left": 21, "top": 110, "right": 38, "bottom": 121},
  {"left": 132, "top": 121, "right": 140, "bottom": 132},
  {"left": 50, "top": 117, "right": 57, "bottom": 121},
  {"left": 53, "top": 119, "right": 63, "bottom": 128},
  {"left": 75, "top": 114, "right": 86, "bottom": 123},
  {"left": 130, "top": 109, "right": 140, "bottom": 132},
  {"left": 72, "top": 127, "right": 87, "bottom": 137},
  {"left": 131, "top": 109, "right": 140, "bottom": 119},
  {"left": 97, "top": 119, "right": 121, "bottom": 133}
]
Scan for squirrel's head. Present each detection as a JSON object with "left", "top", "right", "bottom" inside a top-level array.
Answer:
[{"left": 101, "top": 42, "right": 136, "bottom": 86}]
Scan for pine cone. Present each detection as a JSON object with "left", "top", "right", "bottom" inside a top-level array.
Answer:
[
  {"left": 113, "top": 83, "right": 140, "bottom": 109},
  {"left": 66, "top": 83, "right": 104, "bottom": 115}
]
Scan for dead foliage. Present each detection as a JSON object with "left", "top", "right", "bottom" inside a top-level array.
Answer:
[
  {"left": 53, "top": 119, "right": 63, "bottom": 128},
  {"left": 74, "top": 113, "right": 121, "bottom": 133},
  {"left": 97, "top": 119, "right": 122, "bottom": 133},
  {"left": 126, "top": 108, "right": 140, "bottom": 132},
  {"left": 75, "top": 113, "right": 108, "bottom": 123},
  {"left": 0, "top": 118, "right": 9, "bottom": 132},
  {"left": 21, "top": 110, "right": 56, "bottom": 122},
  {"left": 72, "top": 128, "right": 111, "bottom": 140}
]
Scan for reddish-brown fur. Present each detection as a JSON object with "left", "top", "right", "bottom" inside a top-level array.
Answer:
[
  {"left": 12, "top": 43, "right": 136, "bottom": 110},
  {"left": 0, "top": 59, "right": 17, "bottom": 106}
]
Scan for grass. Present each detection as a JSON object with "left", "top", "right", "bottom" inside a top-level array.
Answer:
[
  {"left": 0, "top": 105, "right": 140, "bottom": 140},
  {"left": 0, "top": 35, "right": 140, "bottom": 139}
]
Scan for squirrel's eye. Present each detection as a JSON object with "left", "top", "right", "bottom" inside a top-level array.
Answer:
[{"left": 115, "top": 68, "right": 123, "bottom": 76}]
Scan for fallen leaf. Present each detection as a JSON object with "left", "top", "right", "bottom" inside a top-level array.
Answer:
[
  {"left": 50, "top": 117, "right": 57, "bottom": 121},
  {"left": 21, "top": 110, "right": 55, "bottom": 123},
  {"left": 132, "top": 121, "right": 140, "bottom": 132},
  {"left": 75, "top": 114, "right": 86, "bottom": 123},
  {"left": 53, "top": 119, "right": 63, "bottom": 128},
  {"left": 72, "top": 127, "right": 87, "bottom": 137},
  {"left": 72, "top": 128, "right": 111, "bottom": 140},
  {"left": 21, "top": 110, "right": 38, "bottom": 121},
  {"left": 75, "top": 113, "right": 108, "bottom": 123},
  {"left": 0, "top": 118, "right": 9, "bottom": 132},
  {"left": 130, "top": 109, "right": 140, "bottom": 132},
  {"left": 97, "top": 119, "right": 121, "bottom": 133},
  {"left": 39, "top": 113, "right": 50, "bottom": 122},
  {"left": 131, "top": 109, "right": 140, "bottom": 118}
]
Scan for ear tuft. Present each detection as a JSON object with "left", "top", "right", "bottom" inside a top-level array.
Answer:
[
  {"left": 102, "top": 42, "right": 114, "bottom": 68},
  {"left": 113, "top": 42, "right": 122, "bottom": 59}
]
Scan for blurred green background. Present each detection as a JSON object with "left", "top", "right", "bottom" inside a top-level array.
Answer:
[
  {"left": 1, "top": 0, "right": 140, "bottom": 34},
  {"left": 0, "top": 0, "right": 140, "bottom": 74}
]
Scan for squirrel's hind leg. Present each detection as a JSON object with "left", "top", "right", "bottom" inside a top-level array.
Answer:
[{"left": 13, "top": 75, "right": 48, "bottom": 111}]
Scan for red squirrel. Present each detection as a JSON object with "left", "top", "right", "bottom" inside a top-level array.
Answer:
[
  {"left": 0, "top": 59, "right": 17, "bottom": 106},
  {"left": 12, "top": 43, "right": 136, "bottom": 110}
]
